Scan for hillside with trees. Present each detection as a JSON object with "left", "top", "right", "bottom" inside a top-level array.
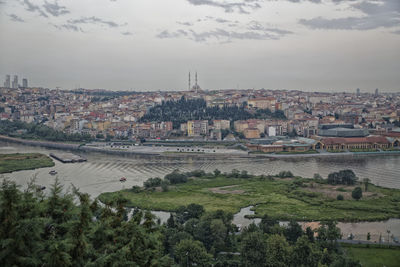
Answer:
[
  {"left": 0, "top": 120, "right": 92, "bottom": 142},
  {"left": 140, "top": 97, "right": 286, "bottom": 129}
]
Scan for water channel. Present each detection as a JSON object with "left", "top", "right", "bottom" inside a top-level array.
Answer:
[{"left": 1, "top": 141, "right": 399, "bottom": 242}]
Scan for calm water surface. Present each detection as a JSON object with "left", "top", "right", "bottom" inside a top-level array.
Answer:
[
  {"left": 1, "top": 141, "right": 399, "bottom": 197},
  {"left": 1, "top": 141, "right": 399, "bottom": 241}
]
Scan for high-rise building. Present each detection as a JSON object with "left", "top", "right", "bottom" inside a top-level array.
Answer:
[
  {"left": 356, "top": 88, "right": 360, "bottom": 96},
  {"left": 12, "top": 75, "right": 18, "bottom": 89},
  {"left": 22, "top": 78, "right": 28, "bottom": 88},
  {"left": 375, "top": 88, "right": 379, "bottom": 97},
  {"left": 4, "top": 75, "right": 10, "bottom": 88}
]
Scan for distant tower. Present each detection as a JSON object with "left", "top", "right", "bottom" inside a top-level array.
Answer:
[
  {"left": 188, "top": 72, "right": 191, "bottom": 90},
  {"left": 4, "top": 75, "right": 10, "bottom": 88},
  {"left": 195, "top": 72, "right": 198, "bottom": 88},
  {"left": 375, "top": 88, "right": 379, "bottom": 97},
  {"left": 12, "top": 75, "right": 18, "bottom": 89},
  {"left": 22, "top": 78, "right": 28, "bottom": 88},
  {"left": 356, "top": 88, "right": 360, "bottom": 96}
]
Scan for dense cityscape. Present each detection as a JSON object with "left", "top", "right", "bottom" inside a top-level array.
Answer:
[{"left": 1, "top": 73, "right": 399, "bottom": 155}]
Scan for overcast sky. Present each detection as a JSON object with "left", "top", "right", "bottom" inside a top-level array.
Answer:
[{"left": 0, "top": 0, "right": 399, "bottom": 92}]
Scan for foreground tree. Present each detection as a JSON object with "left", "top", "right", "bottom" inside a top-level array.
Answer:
[{"left": 174, "top": 239, "right": 212, "bottom": 267}]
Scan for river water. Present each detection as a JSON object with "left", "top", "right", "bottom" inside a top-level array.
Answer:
[
  {"left": 1, "top": 141, "right": 399, "bottom": 197},
  {"left": 1, "top": 141, "right": 400, "bottom": 242}
]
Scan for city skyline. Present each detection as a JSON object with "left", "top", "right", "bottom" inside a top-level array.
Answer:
[{"left": 0, "top": 0, "right": 399, "bottom": 92}]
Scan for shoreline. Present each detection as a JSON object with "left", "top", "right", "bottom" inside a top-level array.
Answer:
[{"left": 1, "top": 135, "right": 400, "bottom": 159}]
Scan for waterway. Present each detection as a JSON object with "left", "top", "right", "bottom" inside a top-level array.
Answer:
[
  {"left": 1, "top": 141, "right": 399, "bottom": 197},
  {"left": 1, "top": 141, "right": 400, "bottom": 241}
]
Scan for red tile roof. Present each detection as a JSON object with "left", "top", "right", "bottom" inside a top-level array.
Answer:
[{"left": 321, "top": 136, "right": 390, "bottom": 145}]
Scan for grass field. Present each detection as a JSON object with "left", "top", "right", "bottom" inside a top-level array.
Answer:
[
  {"left": 0, "top": 153, "right": 55, "bottom": 173},
  {"left": 99, "top": 174, "right": 400, "bottom": 222},
  {"left": 345, "top": 245, "right": 400, "bottom": 267}
]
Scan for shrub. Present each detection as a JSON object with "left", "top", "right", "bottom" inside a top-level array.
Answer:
[
  {"left": 131, "top": 186, "right": 141, "bottom": 193},
  {"left": 161, "top": 181, "right": 169, "bottom": 192},
  {"left": 277, "top": 171, "right": 294, "bottom": 178},
  {"left": 188, "top": 170, "right": 206, "bottom": 177},
  {"left": 143, "top": 177, "right": 162, "bottom": 188},
  {"left": 352, "top": 187, "right": 363, "bottom": 200},
  {"left": 337, "top": 194, "right": 344, "bottom": 201},
  {"left": 165, "top": 170, "right": 188, "bottom": 184}
]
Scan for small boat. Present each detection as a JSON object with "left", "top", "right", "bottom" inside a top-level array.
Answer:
[
  {"left": 119, "top": 177, "right": 127, "bottom": 182},
  {"left": 49, "top": 170, "right": 57, "bottom": 175}
]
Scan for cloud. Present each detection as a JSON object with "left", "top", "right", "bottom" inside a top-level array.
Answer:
[
  {"left": 121, "top": 31, "right": 133, "bottom": 35},
  {"left": 53, "top": 23, "right": 82, "bottom": 32},
  {"left": 157, "top": 29, "right": 189, "bottom": 39},
  {"left": 43, "top": 1, "right": 70, "bottom": 17},
  {"left": 68, "top": 16, "right": 124, "bottom": 28},
  {"left": 186, "top": 0, "right": 262, "bottom": 14},
  {"left": 299, "top": 0, "right": 400, "bottom": 31},
  {"left": 157, "top": 25, "right": 292, "bottom": 43},
  {"left": 177, "top": 21, "right": 194, "bottom": 26},
  {"left": 19, "top": 0, "right": 48, "bottom": 18},
  {"left": 9, "top": 14, "right": 25, "bottom": 22}
]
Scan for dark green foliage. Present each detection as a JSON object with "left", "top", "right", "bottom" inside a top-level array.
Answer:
[
  {"left": 140, "top": 97, "right": 286, "bottom": 129},
  {"left": 277, "top": 171, "right": 294, "bottom": 178},
  {"left": 130, "top": 186, "right": 142, "bottom": 193},
  {"left": 0, "top": 120, "right": 93, "bottom": 142},
  {"left": 240, "top": 231, "right": 267, "bottom": 266},
  {"left": 213, "top": 169, "right": 221, "bottom": 177},
  {"left": 327, "top": 169, "right": 358, "bottom": 185},
  {"left": 352, "top": 187, "right": 363, "bottom": 201},
  {"left": 265, "top": 234, "right": 291, "bottom": 267},
  {"left": 0, "top": 178, "right": 366, "bottom": 266},
  {"left": 284, "top": 220, "right": 303, "bottom": 244},
  {"left": 143, "top": 177, "right": 163, "bottom": 188},
  {"left": 187, "top": 169, "right": 206, "bottom": 178},
  {"left": 337, "top": 194, "right": 344, "bottom": 201},
  {"left": 165, "top": 170, "right": 188, "bottom": 184},
  {"left": 174, "top": 239, "right": 212, "bottom": 266}
]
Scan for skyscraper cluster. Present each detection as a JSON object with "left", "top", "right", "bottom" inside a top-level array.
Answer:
[{"left": 3, "top": 74, "right": 28, "bottom": 88}]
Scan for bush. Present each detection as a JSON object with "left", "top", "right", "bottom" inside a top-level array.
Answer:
[
  {"left": 187, "top": 170, "right": 206, "bottom": 177},
  {"left": 131, "top": 186, "right": 141, "bottom": 193},
  {"left": 165, "top": 170, "right": 188, "bottom": 184},
  {"left": 337, "top": 194, "right": 344, "bottom": 201},
  {"left": 161, "top": 181, "right": 169, "bottom": 192},
  {"left": 143, "top": 177, "right": 162, "bottom": 188},
  {"left": 277, "top": 171, "right": 294, "bottom": 178},
  {"left": 352, "top": 187, "right": 363, "bottom": 200},
  {"left": 327, "top": 169, "right": 357, "bottom": 185}
]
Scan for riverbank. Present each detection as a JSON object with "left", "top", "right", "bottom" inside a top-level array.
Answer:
[
  {"left": 0, "top": 153, "right": 54, "bottom": 173},
  {"left": 2, "top": 135, "right": 400, "bottom": 159},
  {"left": 99, "top": 173, "right": 400, "bottom": 222}
]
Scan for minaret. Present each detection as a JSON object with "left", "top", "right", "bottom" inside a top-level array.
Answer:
[{"left": 188, "top": 72, "right": 191, "bottom": 90}]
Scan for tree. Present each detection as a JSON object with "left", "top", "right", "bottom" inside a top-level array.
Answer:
[
  {"left": 174, "top": 239, "right": 212, "bottom": 267},
  {"left": 313, "top": 173, "right": 323, "bottom": 180},
  {"left": 240, "top": 231, "right": 267, "bottom": 267},
  {"left": 292, "top": 235, "right": 321, "bottom": 267},
  {"left": 352, "top": 187, "right": 362, "bottom": 201},
  {"left": 363, "top": 178, "right": 371, "bottom": 192},
  {"left": 259, "top": 214, "right": 278, "bottom": 234},
  {"left": 285, "top": 220, "right": 303, "bottom": 244},
  {"left": 337, "top": 194, "right": 344, "bottom": 201},
  {"left": 265, "top": 234, "right": 291, "bottom": 267},
  {"left": 213, "top": 169, "right": 221, "bottom": 177}
]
